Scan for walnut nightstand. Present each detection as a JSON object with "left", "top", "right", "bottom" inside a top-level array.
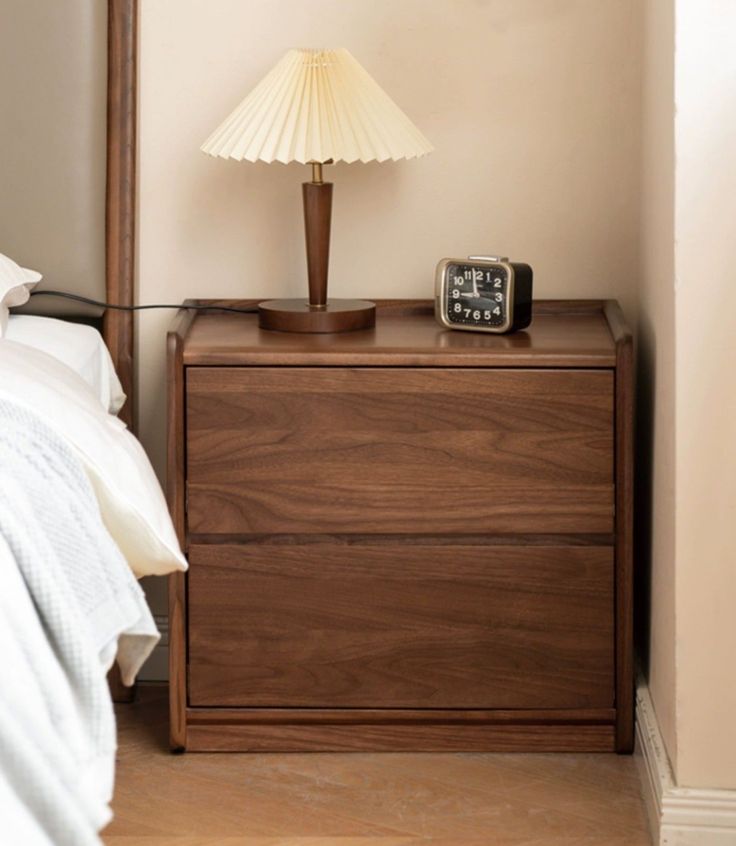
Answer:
[{"left": 167, "top": 299, "right": 633, "bottom": 753}]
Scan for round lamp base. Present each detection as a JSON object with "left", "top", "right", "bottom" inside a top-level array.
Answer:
[{"left": 258, "top": 298, "right": 376, "bottom": 333}]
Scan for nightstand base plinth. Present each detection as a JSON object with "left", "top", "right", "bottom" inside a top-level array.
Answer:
[{"left": 258, "top": 298, "right": 376, "bottom": 333}]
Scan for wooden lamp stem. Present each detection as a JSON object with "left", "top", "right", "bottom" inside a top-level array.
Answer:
[
  {"left": 257, "top": 161, "right": 375, "bottom": 333},
  {"left": 302, "top": 178, "right": 332, "bottom": 310}
]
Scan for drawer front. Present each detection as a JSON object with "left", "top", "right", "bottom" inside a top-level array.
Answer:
[
  {"left": 188, "top": 543, "right": 615, "bottom": 709},
  {"left": 186, "top": 368, "right": 614, "bottom": 535}
]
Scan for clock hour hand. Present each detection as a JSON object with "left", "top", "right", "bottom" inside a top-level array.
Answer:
[
  {"left": 452, "top": 274, "right": 482, "bottom": 297},
  {"left": 460, "top": 283, "right": 481, "bottom": 297}
]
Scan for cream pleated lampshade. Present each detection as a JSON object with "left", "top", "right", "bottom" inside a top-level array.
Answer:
[{"left": 201, "top": 48, "right": 433, "bottom": 164}]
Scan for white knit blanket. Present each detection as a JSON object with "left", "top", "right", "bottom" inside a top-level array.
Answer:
[{"left": 0, "top": 398, "right": 159, "bottom": 845}]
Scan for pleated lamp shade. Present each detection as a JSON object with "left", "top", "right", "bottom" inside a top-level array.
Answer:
[{"left": 201, "top": 48, "right": 433, "bottom": 164}]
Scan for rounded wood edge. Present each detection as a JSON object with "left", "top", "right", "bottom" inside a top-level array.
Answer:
[
  {"left": 167, "top": 308, "right": 194, "bottom": 753},
  {"left": 168, "top": 571, "right": 187, "bottom": 752},
  {"left": 603, "top": 297, "right": 635, "bottom": 754},
  {"left": 603, "top": 299, "right": 633, "bottom": 347},
  {"left": 258, "top": 299, "right": 376, "bottom": 333},
  {"left": 614, "top": 329, "right": 635, "bottom": 754}
]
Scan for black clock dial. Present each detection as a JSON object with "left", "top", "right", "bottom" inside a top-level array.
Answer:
[{"left": 445, "top": 263, "right": 508, "bottom": 327}]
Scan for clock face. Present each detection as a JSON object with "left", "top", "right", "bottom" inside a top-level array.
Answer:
[{"left": 444, "top": 263, "right": 508, "bottom": 328}]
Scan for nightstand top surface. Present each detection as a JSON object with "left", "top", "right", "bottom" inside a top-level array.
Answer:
[{"left": 180, "top": 300, "right": 621, "bottom": 368}]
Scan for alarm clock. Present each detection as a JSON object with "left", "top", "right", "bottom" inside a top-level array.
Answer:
[{"left": 435, "top": 255, "right": 533, "bottom": 333}]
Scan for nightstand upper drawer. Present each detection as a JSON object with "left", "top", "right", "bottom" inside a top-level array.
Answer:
[{"left": 186, "top": 367, "right": 614, "bottom": 535}]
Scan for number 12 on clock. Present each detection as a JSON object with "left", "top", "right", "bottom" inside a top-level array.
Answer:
[{"left": 435, "top": 256, "right": 533, "bottom": 334}]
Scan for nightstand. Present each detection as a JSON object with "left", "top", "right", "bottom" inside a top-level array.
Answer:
[{"left": 167, "top": 299, "right": 633, "bottom": 753}]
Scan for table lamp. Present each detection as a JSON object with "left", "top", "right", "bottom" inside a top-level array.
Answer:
[{"left": 201, "top": 47, "right": 433, "bottom": 332}]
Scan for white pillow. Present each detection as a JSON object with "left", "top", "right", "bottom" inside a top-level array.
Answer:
[
  {"left": 0, "top": 340, "right": 187, "bottom": 578},
  {"left": 5, "top": 315, "right": 127, "bottom": 415},
  {"left": 0, "top": 252, "right": 42, "bottom": 337}
]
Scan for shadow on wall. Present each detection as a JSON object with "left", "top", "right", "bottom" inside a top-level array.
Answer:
[{"left": 634, "top": 312, "right": 655, "bottom": 675}]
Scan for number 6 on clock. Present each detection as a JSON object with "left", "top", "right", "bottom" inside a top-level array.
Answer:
[{"left": 435, "top": 255, "right": 533, "bottom": 334}]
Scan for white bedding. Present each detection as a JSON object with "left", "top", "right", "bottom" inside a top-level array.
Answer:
[
  {"left": 0, "top": 398, "right": 159, "bottom": 845},
  {"left": 0, "top": 340, "right": 187, "bottom": 578},
  {"left": 0, "top": 333, "right": 186, "bottom": 843},
  {"left": 5, "top": 315, "right": 126, "bottom": 414},
  {"left": 0, "top": 251, "right": 42, "bottom": 336}
]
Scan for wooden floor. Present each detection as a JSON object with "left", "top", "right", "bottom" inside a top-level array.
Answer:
[{"left": 105, "top": 686, "right": 651, "bottom": 845}]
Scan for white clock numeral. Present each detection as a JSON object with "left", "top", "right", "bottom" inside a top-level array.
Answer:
[
  {"left": 473, "top": 310, "right": 481, "bottom": 320},
  {"left": 493, "top": 306, "right": 501, "bottom": 316},
  {"left": 454, "top": 303, "right": 462, "bottom": 313},
  {"left": 464, "top": 308, "right": 471, "bottom": 318},
  {"left": 494, "top": 278, "right": 502, "bottom": 288},
  {"left": 464, "top": 269, "right": 472, "bottom": 280},
  {"left": 454, "top": 279, "right": 464, "bottom": 286},
  {"left": 484, "top": 310, "right": 491, "bottom": 320},
  {"left": 452, "top": 288, "right": 460, "bottom": 298},
  {"left": 472, "top": 269, "right": 483, "bottom": 282},
  {"left": 495, "top": 292, "right": 503, "bottom": 302}
]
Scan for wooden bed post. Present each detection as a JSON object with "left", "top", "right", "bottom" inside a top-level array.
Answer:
[
  {"left": 106, "top": 0, "right": 138, "bottom": 704},
  {"left": 104, "top": 0, "right": 137, "bottom": 432}
]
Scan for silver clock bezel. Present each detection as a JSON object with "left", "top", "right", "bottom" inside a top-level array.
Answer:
[{"left": 434, "top": 257, "right": 515, "bottom": 333}]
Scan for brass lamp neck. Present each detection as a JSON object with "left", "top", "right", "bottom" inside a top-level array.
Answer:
[{"left": 309, "top": 159, "right": 334, "bottom": 184}]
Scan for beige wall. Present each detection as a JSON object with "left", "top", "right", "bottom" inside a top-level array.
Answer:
[
  {"left": 136, "top": 0, "right": 643, "bottom": 615},
  {"left": 637, "top": 0, "right": 736, "bottom": 790},
  {"left": 673, "top": 0, "right": 736, "bottom": 790},
  {"left": 637, "top": 0, "right": 677, "bottom": 770}
]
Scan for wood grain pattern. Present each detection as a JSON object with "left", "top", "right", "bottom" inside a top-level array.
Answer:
[
  {"left": 104, "top": 0, "right": 137, "bottom": 430},
  {"left": 186, "top": 704, "right": 618, "bottom": 750},
  {"left": 170, "top": 299, "right": 634, "bottom": 752},
  {"left": 187, "top": 707, "right": 617, "bottom": 725},
  {"left": 187, "top": 367, "right": 614, "bottom": 535},
  {"left": 166, "top": 306, "right": 196, "bottom": 750},
  {"left": 109, "top": 686, "right": 654, "bottom": 842},
  {"left": 104, "top": 0, "right": 137, "bottom": 706},
  {"left": 188, "top": 544, "right": 614, "bottom": 709},
  {"left": 606, "top": 300, "right": 635, "bottom": 753},
  {"left": 303, "top": 180, "right": 331, "bottom": 307},
  {"left": 188, "top": 532, "right": 616, "bottom": 546},
  {"left": 182, "top": 300, "right": 616, "bottom": 368},
  {"left": 186, "top": 720, "right": 616, "bottom": 753}
]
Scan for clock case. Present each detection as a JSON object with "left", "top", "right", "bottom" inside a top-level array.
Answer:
[{"left": 435, "top": 258, "right": 533, "bottom": 334}]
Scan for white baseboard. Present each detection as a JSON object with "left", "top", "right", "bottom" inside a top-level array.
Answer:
[
  {"left": 636, "top": 682, "right": 736, "bottom": 845},
  {"left": 137, "top": 614, "right": 169, "bottom": 682}
]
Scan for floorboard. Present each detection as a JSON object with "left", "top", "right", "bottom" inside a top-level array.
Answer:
[{"left": 105, "top": 685, "right": 651, "bottom": 845}]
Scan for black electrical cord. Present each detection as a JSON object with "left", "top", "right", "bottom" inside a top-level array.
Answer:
[{"left": 29, "top": 290, "right": 258, "bottom": 314}]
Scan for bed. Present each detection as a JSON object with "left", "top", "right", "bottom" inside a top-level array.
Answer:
[{"left": 0, "top": 2, "right": 184, "bottom": 843}]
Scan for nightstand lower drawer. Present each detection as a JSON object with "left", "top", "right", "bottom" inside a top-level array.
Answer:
[{"left": 188, "top": 542, "right": 614, "bottom": 710}]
